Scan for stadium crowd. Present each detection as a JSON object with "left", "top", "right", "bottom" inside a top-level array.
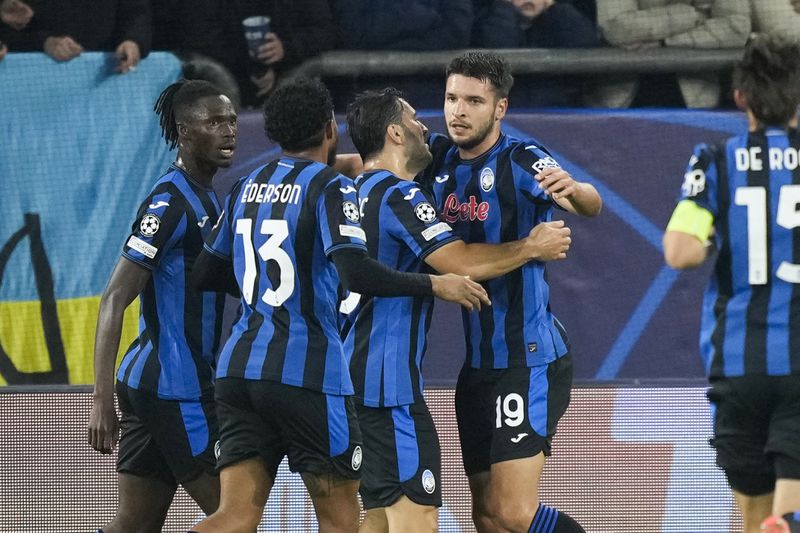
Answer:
[{"left": 1, "top": 0, "right": 800, "bottom": 108}]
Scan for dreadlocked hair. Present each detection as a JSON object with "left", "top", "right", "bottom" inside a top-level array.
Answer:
[{"left": 153, "top": 79, "right": 223, "bottom": 150}]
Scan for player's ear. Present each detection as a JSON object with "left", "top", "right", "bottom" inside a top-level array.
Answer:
[
  {"left": 324, "top": 119, "right": 335, "bottom": 140},
  {"left": 495, "top": 97, "right": 508, "bottom": 121},
  {"left": 387, "top": 123, "right": 403, "bottom": 145}
]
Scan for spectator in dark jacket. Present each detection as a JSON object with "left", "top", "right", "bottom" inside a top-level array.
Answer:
[
  {"left": 3, "top": 0, "right": 150, "bottom": 73},
  {"left": 153, "top": 0, "right": 336, "bottom": 105},
  {"left": 333, "top": 0, "right": 473, "bottom": 51},
  {"left": 0, "top": 0, "right": 34, "bottom": 61}
]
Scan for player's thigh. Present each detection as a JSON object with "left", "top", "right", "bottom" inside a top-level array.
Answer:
[
  {"left": 214, "top": 377, "right": 284, "bottom": 480},
  {"left": 384, "top": 495, "right": 438, "bottom": 533},
  {"left": 357, "top": 400, "right": 442, "bottom": 512},
  {"left": 768, "top": 375, "right": 800, "bottom": 514},
  {"left": 707, "top": 377, "right": 774, "bottom": 495},
  {"left": 359, "top": 508, "right": 389, "bottom": 533},
  {"left": 112, "top": 472, "right": 176, "bottom": 533},
  {"left": 455, "top": 366, "right": 501, "bottom": 477}
]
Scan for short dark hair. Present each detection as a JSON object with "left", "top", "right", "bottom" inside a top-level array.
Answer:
[
  {"left": 263, "top": 77, "right": 334, "bottom": 152},
  {"left": 446, "top": 51, "right": 514, "bottom": 99},
  {"left": 733, "top": 34, "right": 800, "bottom": 127},
  {"left": 346, "top": 88, "right": 405, "bottom": 161},
  {"left": 154, "top": 79, "right": 222, "bottom": 149}
]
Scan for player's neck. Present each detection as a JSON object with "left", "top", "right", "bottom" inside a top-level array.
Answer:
[
  {"left": 283, "top": 146, "right": 329, "bottom": 166},
  {"left": 364, "top": 151, "right": 415, "bottom": 181},
  {"left": 457, "top": 127, "right": 502, "bottom": 160},
  {"left": 175, "top": 156, "right": 215, "bottom": 187}
]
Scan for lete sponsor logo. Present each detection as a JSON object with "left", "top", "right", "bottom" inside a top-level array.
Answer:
[{"left": 442, "top": 193, "right": 489, "bottom": 223}]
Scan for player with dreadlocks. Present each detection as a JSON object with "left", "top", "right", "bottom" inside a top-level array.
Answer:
[{"left": 87, "top": 79, "right": 236, "bottom": 533}]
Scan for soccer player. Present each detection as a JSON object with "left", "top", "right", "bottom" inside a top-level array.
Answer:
[
  {"left": 415, "top": 51, "right": 602, "bottom": 533},
  {"left": 345, "top": 88, "right": 573, "bottom": 533},
  {"left": 189, "top": 78, "right": 489, "bottom": 533},
  {"left": 87, "top": 80, "right": 237, "bottom": 533},
  {"left": 663, "top": 34, "right": 800, "bottom": 533}
]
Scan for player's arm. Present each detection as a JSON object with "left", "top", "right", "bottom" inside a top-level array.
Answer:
[
  {"left": 88, "top": 256, "right": 150, "bottom": 454},
  {"left": 333, "top": 154, "right": 364, "bottom": 179},
  {"left": 535, "top": 167, "right": 602, "bottom": 217},
  {"left": 192, "top": 246, "right": 240, "bottom": 296},
  {"left": 424, "top": 220, "right": 571, "bottom": 281},
  {"left": 331, "top": 248, "right": 490, "bottom": 311},
  {"left": 663, "top": 200, "right": 714, "bottom": 269}
]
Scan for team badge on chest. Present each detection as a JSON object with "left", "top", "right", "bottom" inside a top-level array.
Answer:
[{"left": 480, "top": 167, "right": 495, "bottom": 192}]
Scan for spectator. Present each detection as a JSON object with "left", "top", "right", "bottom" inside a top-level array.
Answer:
[
  {"left": 793, "top": 0, "right": 800, "bottom": 14},
  {"left": 333, "top": 0, "right": 473, "bottom": 51},
  {"left": 751, "top": 0, "right": 800, "bottom": 43},
  {"left": 153, "top": 0, "right": 336, "bottom": 106},
  {"left": 3, "top": 0, "right": 151, "bottom": 73},
  {"left": 590, "top": 0, "right": 750, "bottom": 108},
  {"left": 474, "top": 0, "right": 599, "bottom": 48},
  {"left": 0, "top": 0, "right": 34, "bottom": 60}
]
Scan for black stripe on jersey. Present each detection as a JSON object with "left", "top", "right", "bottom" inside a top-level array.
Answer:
[
  {"left": 463, "top": 163, "right": 494, "bottom": 368},
  {"left": 495, "top": 147, "right": 527, "bottom": 366},
  {"left": 789, "top": 130, "right": 800, "bottom": 374},
  {"left": 298, "top": 165, "right": 339, "bottom": 389},
  {"left": 121, "top": 326, "right": 152, "bottom": 384},
  {"left": 744, "top": 132, "right": 772, "bottom": 375},
  {"left": 226, "top": 162, "right": 279, "bottom": 377},
  {"left": 510, "top": 146, "right": 558, "bottom": 206},
  {"left": 407, "top": 295, "right": 425, "bottom": 400},
  {"left": 710, "top": 141, "right": 732, "bottom": 378},
  {"left": 184, "top": 184, "right": 220, "bottom": 389},
  {"left": 260, "top": 164, "right": 304, "bottom": 382},
  {"left": 418, "top": 135, "right": 453, "bottom": 194},
  {"left": 385, "top": 188, "right": 452, "bottom": 257}
]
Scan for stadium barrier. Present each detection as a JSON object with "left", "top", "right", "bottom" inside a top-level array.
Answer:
[{"left": 0, "top": 383, "right": 739, "bottom": 533}]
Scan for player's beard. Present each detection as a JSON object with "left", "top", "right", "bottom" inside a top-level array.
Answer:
[
  {"left": 404, "top": 129, "right": 433, "bottom": 175},
  {"left": 449, "top": 114, "right": 495, "bottom": 151}
]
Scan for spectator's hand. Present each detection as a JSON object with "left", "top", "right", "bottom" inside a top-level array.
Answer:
[
  {"left": 0, "top": 0, "right": 34, "bottom": 31},
  {"left": 257, "top": 32, "right": 285, "bottom": 65},
  {"left": 251, "top": 67, "right": 276, "bottom": 97},
  {"left": 0, "top": 41, "right": 7, "bottom": 62},
  {"left": 509, "top": 0, "right": 554, "bottom": 20},
  {"left": 43, "top": 36, "right": 83, "bottom": 61},
  {"left": 792, "top": 0, "right": 800, "bottom": 14},
  {"left": 115, "top": 40, "right": 141, "bottom": 73}
]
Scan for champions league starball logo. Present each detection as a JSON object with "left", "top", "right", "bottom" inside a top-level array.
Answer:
[
  {"left": 139, "top": 214, "right": 161, "bottom": 236},
  {"left": 342, "top": 201, "right": 360, "bottom": 223},
  {"left": 415, "top": 202, "right": 437, "bottom": 223}
]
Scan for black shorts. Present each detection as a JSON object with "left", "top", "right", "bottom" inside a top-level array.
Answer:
[
  {"left": 357, "top": 398, "right": 442, "bottom": 510},
  {"left": 214, "top": 377, "right": 362, "bottom": 481},
  {"left": 116, "top": 382, "right": 218, "bottom": 486},
  {"left": 707, "top": 375, "right": 800, "bottom": 495},
  {"left": 455, "top": 354, "right": 573, "bottom": 477}
]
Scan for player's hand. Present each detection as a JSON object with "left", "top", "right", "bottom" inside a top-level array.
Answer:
[
  {"left": 43, "top": 36, "right": 83, "bottom": 62},
  {"left": 115, "top": 40, "right": 141, "bottom": 73},
  {"left": 431, "top": 274, "right": 491, "bottom": 311},
  {"left": 527, "top": 220, "right": 571, "bottom": 261},
  {"left": 0, "top": 0, "right": 34, "bottom": 31},
  {"left": 251, "top": 67, "right": 276, "bottom": 97},
  {"left": 88, "top": 396, "right": 120, "bottom": 454},
  {"left": 535, "top": 167, "right": 581, "bottom": 201},
  {"left": 257, "top": 32, "right": 285, "bottom": 65},
  {"left": 0, "top": 41, "right": 7, "bottom": 62}
]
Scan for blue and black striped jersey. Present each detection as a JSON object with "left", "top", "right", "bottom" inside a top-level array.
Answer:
[
  {"left": 418, "top": 133, "right": 569, "bottom": 369},
  {"left": 677, "top": 127, "right": 800, "bottom": 378},
  {"left": 117, "top": 166, "right": 225, "bottom": 400},
  {"left": 205, "top": 157, "right": 368, "bottom": 395},
  {"left": 346, "top": 170, "right": 459, "bottom": 407}
]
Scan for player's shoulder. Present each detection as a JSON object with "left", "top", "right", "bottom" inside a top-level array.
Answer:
[
  {"left": 139, "top": 167, "right": 187, "bottom": 207},
  {"left": 428, "top": 132, "right": 454, "bottom": 152},
  {"left": 506, "top": 135, "right": 559, "bottom": 175}
]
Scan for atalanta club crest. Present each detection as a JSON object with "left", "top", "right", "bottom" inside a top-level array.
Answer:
[
  {"left": 480, "top": 167, "right": 494, "bottom": 192},
  {"left": 139, "top": 214, "right": 161, "bottom": 236},
  {"left": 422, "top": 469, "right": 436, "bottom": 494},
  {"left": 351, "top": 445, "right": 362, "bottom": 471}
]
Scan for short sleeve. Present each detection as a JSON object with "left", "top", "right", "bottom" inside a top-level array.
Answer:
[
  {"left": 122, "top": 189, "right": 187, "bottom": 270},
  {"left": 510, "top": 141, "right": 562, "bottom": 206},
  {"left": 318, "top": 176, "right": 368, "bottom": 256},
  {"left": 677, "top": 143, "right": 719, "bottom": 217},
  {"left": 385, "top": 181, "right": 459, "bottom": 259}
]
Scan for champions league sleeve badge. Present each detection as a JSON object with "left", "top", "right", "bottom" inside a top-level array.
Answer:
[
  {"left": 139, "top": 214, "right": 161, "bottom": 237},
  {"left": 342, "top": 201, "right": 361, "bottom": 223},
  {"left": 415, "top": 202, "right": 437, "bottom": 224}
]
